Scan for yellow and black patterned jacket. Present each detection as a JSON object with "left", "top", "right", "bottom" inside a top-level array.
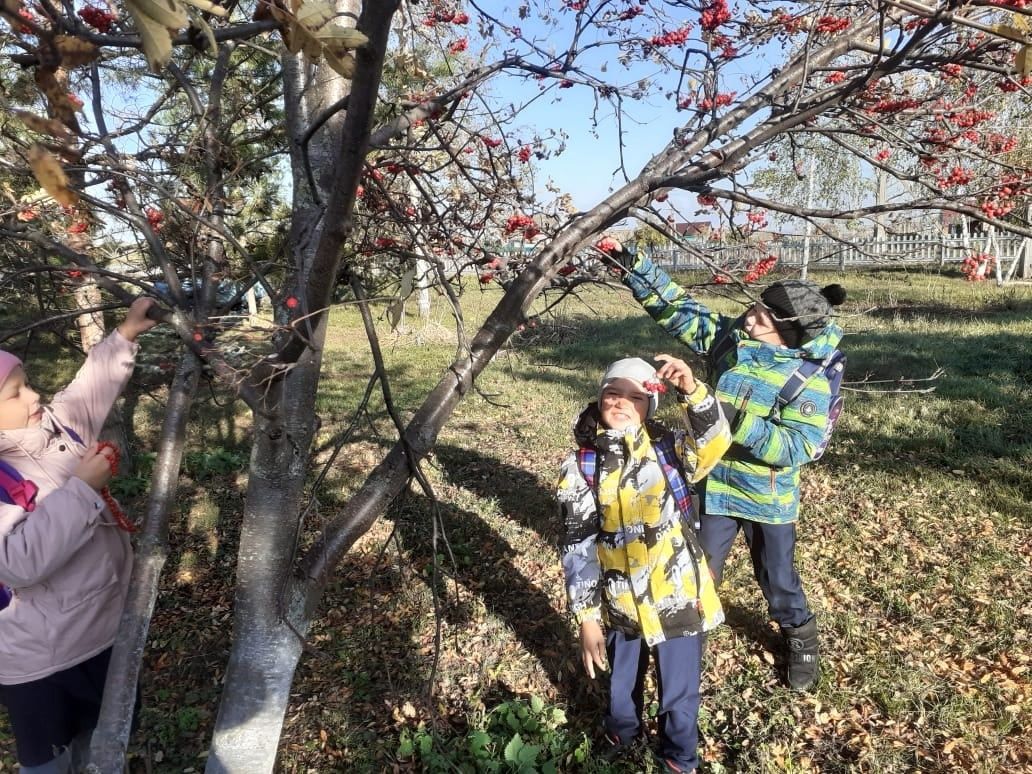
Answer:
[{"left": 556, "top": 384, "right": 730, "bottom": 645}]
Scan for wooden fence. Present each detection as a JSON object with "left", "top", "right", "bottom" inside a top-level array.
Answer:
[{"left": 651, "top": 232, "right": 1031, "bottom": 278}]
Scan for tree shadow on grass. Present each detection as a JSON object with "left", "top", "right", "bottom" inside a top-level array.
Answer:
[{"left": 388, "top": 444, "right": 606, "bottom": 717}]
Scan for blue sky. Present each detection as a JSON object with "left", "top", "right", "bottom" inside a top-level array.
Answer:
[{"left": 469, "top": 4, "right": 778, "bottom": 217}]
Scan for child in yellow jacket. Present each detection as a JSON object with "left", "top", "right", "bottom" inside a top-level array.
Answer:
[{"left": 556, "top": 355, "right": 730, "bottom": 772}]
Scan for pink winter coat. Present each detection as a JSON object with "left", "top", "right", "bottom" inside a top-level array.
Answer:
[{"left": 0, "top": 331, "right": 138, "bottom": 685}]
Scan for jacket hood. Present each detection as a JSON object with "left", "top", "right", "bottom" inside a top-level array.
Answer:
[
  {"left": 798, "top": 321, "right": 844, "bottom": 360},
  {"left": 0, "top": 408, "right": 65, "bottom": 460}
]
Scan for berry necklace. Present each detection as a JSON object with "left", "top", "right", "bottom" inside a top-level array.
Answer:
[{"left": 96, "top": 441, "right": 137, "bottom": 533}]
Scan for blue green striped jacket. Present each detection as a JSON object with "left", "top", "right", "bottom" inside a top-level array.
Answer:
[{"left": 624, "top": 256, "right": 844, "bottom": 524}]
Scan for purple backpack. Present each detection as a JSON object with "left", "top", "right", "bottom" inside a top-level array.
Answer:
[{"left": 0, "top": 460, "right": 39, "bottom": 611}]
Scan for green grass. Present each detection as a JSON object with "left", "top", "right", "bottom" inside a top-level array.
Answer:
[{"left": 1, "top": 268, "right": 1030, "bottom": 772}]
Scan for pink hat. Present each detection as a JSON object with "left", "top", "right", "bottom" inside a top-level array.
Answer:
[{"left": 0, "top": 350, "right": 22, "bottom": 390}]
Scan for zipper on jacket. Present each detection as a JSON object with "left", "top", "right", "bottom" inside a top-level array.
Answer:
[
  {"left": 737, "top": 385, "right": 753, "bottom": 414},
  {"left": 770, "top": 468, "right": 777, "bottom": 495}
]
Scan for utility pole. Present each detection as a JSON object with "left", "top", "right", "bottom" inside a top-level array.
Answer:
[
  {"left": 801, "top": 154, "right": 815, "bottom": 279},
  {"left": 874, "top": 168, "right": 887, "bottom": 247}
]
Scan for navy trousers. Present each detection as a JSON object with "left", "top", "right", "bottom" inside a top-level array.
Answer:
[
  {"left": 699, "top": 513, "right": 812, "bottom": 629},
  {"left": 605, "top": 630, "right": 702, "bottom": 771},
  {"left": 0, "top": 649, "right": 111, "bottom": 768}
]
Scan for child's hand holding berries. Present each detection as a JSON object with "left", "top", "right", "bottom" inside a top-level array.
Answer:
[
  {"left": 73, "top": 444, "right": 116, "bottom": 491},
  {"left": 654, "top": 353, "right": 698, "bottom": 395}
]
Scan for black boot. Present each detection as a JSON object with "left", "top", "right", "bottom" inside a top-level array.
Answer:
[{"left": 782, "top": 617, "right": 819, "bottom": 691}]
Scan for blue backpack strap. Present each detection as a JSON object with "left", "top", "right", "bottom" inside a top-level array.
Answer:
[
  {"left": 579, "top": 439, "right": 698, "bottom": 529},
  {"left": 576, "top": 447, "right": 596, "bottom": 489},
  {"left": 776, "top": 350, "right": 847, "bottom": 411},
  {"left": 653, "top": 435, "right": 699, "bottom": 530}
]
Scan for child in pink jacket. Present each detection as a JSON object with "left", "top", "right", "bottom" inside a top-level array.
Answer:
[{"left": 0, "top": 298, "right": 158, "bottom": 774}]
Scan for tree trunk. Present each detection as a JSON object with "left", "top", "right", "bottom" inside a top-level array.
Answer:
[
  {"left": 206, "top": 4, "right": 366, "bottom": 768},
  {"left": 86, "top": 354, "right": 202, "bottom": 773},
  {"left": 206, "top": 343, "right": 323, "bottom": 771}
]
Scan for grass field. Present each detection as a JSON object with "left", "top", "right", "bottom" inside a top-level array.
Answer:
[{"left": 1, "top": 268, "right": 1030, "bottom": 772}]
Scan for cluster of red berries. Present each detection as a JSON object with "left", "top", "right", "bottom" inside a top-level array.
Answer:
[
  {"left": 78, "top": 4, "right": 117, "bottom": 32},
  {"left": 642, "top": 379, "right": 667, "bottom": 395},
  {"left": 700, "top": 0, "right": 730, "bottom": 32},
  {"left": 996, "top": 77, "right": 1032, "bottom": 93},
  {"left": 16, "top": 7, "right": 40, "bottom": 34},
  {"left": 481, "top": 136, "right": 503, "bottom": 149},
  {"left": 96, "top": 442, "right": 137, "bottom": 533},
  {"left": 424, "top": 8, "right": 469, "bottom": 26},
  {"left": 650, "top": 26, "right": 692, "bottom": 47},
  {"left": 867, "top": 97, "right": 921, "bottom": 114},
  {"left": 985, "top": 133, "right": 1018, "bottom": 154},
  {"left": 144, "top": 206, "right": 164, "bottom": 231},
  {"left": 517, "top": 146, "right": 532, "bottom": 163},
  {"left": 743, "top": 255, "right": 777, "bottom": 283},
  {"left": 697, "top": 194, "right": 718, "bottom": 207},
  {"left": 448, "top": 38, "right": 467, "bottom": 54},
  {"left": 948, "top": 109, "right": 995, "bottom": 128},
  {"left": 710, "top": 32, "right": 737, "bottom": 58},
  {"left": 875, "top": 148, "right": 891, "bottom": 161},
  {"left": 698, "top": 92, "right": 735, "bottom": 110},
  {"left": 617, "top": 5, "right": 644, "bottom": 21},
  {"left": 815, "top": 15, "right": 850, "bottom": 33},
  {"left": 939, "top": 166, "right": 973, "bottom": 187},
  {"left": 504, "top": 214, "right": 539, "bottom": 240},
  {"left": 960, "top": 253, "right": 995, "bottom": 281},
  {"left": 939, "top": 63, "right": 963, "bottom": 78},
  {"left": 980, "top": 198, "right": 1014, "bottom": 219},
  {"left": 825, "top": 71, "right": 847, "bottom": 84}
]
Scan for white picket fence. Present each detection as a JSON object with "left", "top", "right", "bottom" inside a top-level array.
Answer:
[{"left": 651, "top": 232, "right": 1031, "bottom": 278}]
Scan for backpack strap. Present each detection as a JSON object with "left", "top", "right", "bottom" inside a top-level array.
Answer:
[
  {"left": 61, "top": 424, "right": 84, "bottom": 446},
  {"left": 0, "top": 460, "right": 37, "bottom": 513},
  {"left": 0, "top": 461, "right": 37, "bottom": 612},
  {"left": 577, "top": 441, "right": 698, "bottom": 530},
  {"left": 576, "top": 447, "right": 597, "bottom": 490},
  {"left": 653, "top": 435, "right": 699, "bottom": 531},
  {"left": 775, "top": 350, "right": 846, "bottom": 412}
]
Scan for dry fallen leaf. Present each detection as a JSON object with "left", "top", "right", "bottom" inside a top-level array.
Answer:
[
  {"left": 54, "top": 35, "right": 101, "bottom": 67},
  {"left": 27, "top": 144, "right": 78, "bottom": 207}
]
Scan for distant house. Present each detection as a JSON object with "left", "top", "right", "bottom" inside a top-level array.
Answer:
[
  {"left": 672, "top": 221, "right": 712, "bottom": 239},
  {"left": 941, "top": 210, "right": 985, "bottom": 238}
]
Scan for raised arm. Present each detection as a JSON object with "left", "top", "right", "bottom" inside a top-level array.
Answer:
[
  {"left": 655, "top": 354, "right": 732, "bottom": 480},
  {"left": 49, "top": 298, "right": 157, "bottom": 444},
  {"left": 623, "top": 256, "right": 731, "bottom": 356}
]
